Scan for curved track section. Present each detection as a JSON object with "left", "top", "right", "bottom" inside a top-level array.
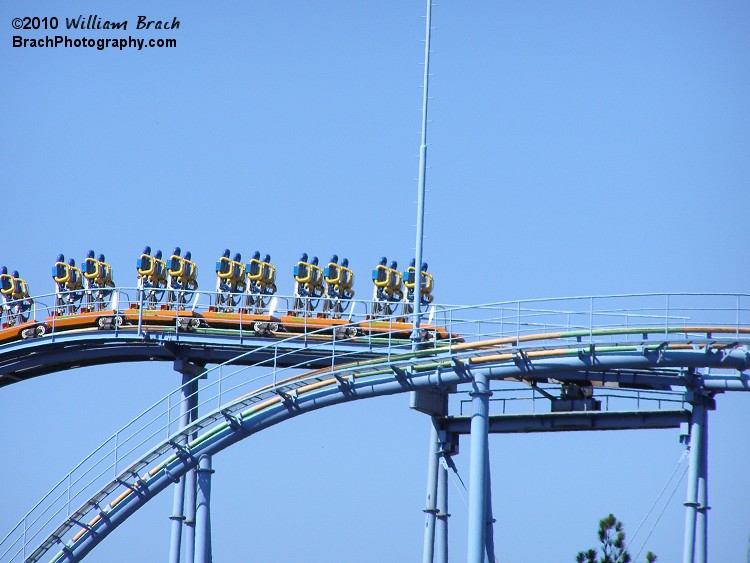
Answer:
[
  {"left": 0, "top": 329, "right": 389, "bottom": 384},
  {"left": 0, "top": 288, "right": 448, "bottom": 386},
  {"left": 1, "top": 293, "right": 750, "bottom": 562},
  {"left": 37, "top": 339, "right": 750, "bottom": 561}
]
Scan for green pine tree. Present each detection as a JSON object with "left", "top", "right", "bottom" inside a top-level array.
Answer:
[{"left": 575, "top": 514, "right": 657, "bottom": 563}]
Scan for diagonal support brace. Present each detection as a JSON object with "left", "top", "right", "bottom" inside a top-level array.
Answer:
[
  {"left": 221, "top": 410, "right": 242, "bottom": 431},
  {"left": 168, "top": 440, "right": 193, "bottom": 461},
  {"left": 333, "top": 372, "right": 354, "bottom": 389},
  {"left": 69, "top": 518, "right": 96, "bottom": 535},
  {"left": 275, "top": 388, "right": 298, "bottom": 406},
  {"left": 392, "top": 365, "right": 409, "bottom": 380}
]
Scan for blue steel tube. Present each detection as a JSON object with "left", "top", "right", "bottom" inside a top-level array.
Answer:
[
  {"left": 485, "top": 454, "right": 496, "bottom": 563},
  {"left": 194, "top": 455, "right": 214, "bottom": 563},
  {"left": 416, "top": 2, "right": 437, "bottom": 560},
  {"left": 411, "top": 0, "right": 433, "bottom": 342},
  {"left": 184, "top": 466, "right": 197, "bottom": 563},
  {"left": 682, "top": 400, "right": 705, "bottom": 563},
  {"left": 422, "top": 421, "right": 440, "bottom": 563},
  {"left": 168, "top": 374, "right": 194, "bottom": 563},
  {"left": 467, "top": 371, "right": 491, "bottom": 563},
  {"left": 696, "top": 410, "right": 709, "bottom": 563},
  {"left": 435, "top": 457, "right": 449, "bottom": 563},
  {"left": 184, "top": 380, "right": 199, "bottom": 563}
]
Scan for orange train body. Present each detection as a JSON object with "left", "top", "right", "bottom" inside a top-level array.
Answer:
[
  {"left": 0, "top": 320, "right": 45, "bottom": 343},
  {"left": 0, "top": 307, "right": 458, "bottom": 344}
]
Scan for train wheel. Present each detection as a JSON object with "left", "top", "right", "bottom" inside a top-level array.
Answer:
[
  {"left": 253, "top": 322, "right": 279, "bottom": 336},
  {"left": 335, "top": 326, "right": 356, "bottom": 339},
  {"left": 115, "top": 315, "right": 125, "bottom": 327},
  {"left": 21, "top": 328, "right": 34, "bottom": 339},
  {"left": 36, "top": 324, "right": 49, "bottom": 337},
  {"left": 419, "top": 328, "right": 435, "bottom": 342},
  {"left": 189, "top": 318, "right": 201, "bottom": 330},
  {"left": 346, "top": 327, "right": 359, "bottom": 339}
]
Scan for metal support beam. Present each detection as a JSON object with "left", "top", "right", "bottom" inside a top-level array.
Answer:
[
  {"left": 184, "top": 466, "right": 197, "bottom": 563},
  {"left": 415, "top": 0, "right": 437, "bottom": 553},
  {"left": 184, "top": 379, "right": 200, "bottom": 563},
  {"left": 682, "top": 400, "right": 706, "bottom": 563},
  {"left": 194, "top": 455, "right": 214, "bottom": 563},
  {"left": 467, "top": 371, "right": 491, "bottom": 563},
  {"left": 410, "top": 0, "right": 433, "bottom": 342},
  {"left": 696, "top": 408, "right": 709, "bottom": 563},
  {"left": 422, "top": 420, "right": 440, "bottom": 563},
  {"left": 485, "top": 455, "right": 496, "bottom": 563},
  {"left": 435, "top": 457, "right": 449, "bottom": 563},
  {"left": 442, "top": 409, "right": 689, "bottom": 435},
  {"left": 168, "top": 374, "right": 193, "bottom": 563}
]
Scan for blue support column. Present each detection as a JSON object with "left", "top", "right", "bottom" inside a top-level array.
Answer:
[
  {"left": 467, "top": 371, "right": 491, "bottom": 563},
  {"left": 168, "top": 474, "right": 187, "bottom": 563},
  {"left": 485, "top": 454, "right": 496, "bottom": 563},
  {"left": 422, "top": 420, "right": 440, "bottom": 563},
  {"left": 184, "top": 468, "right": 197, "bottom": 563},
  {"left": 184, "top": 379, "right": 200, "bottom": 563},
  {"left": 682, "top": 399, "right": 706, "bottom": 563},
  {"left": 168, "top": 374, "right": 193, "bottom": 563},
  {"left": 696, "top": 408, "right": 709, "bottom": 563},
  {"left": 435, "top": 456, "right": 449, "bottom": 563},
  {"left": 194, "top": 455, "right": 214, "bottom": 563}
]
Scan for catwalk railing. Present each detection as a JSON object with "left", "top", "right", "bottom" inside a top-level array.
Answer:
[
  {"left": 0, "top": 293, "right": 748, "bottom": 561},
  {"left": 0, "top": 289, "right": 747, "bottom": 350}
]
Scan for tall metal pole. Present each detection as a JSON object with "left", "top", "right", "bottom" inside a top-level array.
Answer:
[
  {"left": 168, "top": 374, "right": 194, "bottom": 563},
  {"left": 485, "top": 454, "right": 496, "bottom": 563},
  {"left": 422, "top": 422, "right": 440, "bottom": 563},
  {"left": 194, "top": 455, "right": 214, "bottom": 563},
  {"left": 415, "top": 3, "right": 438, "bottom": 561},
  {"left": 435, "top": 456, "right": 449, "bottom": 563},
  {"left": 184, "top": 380, "right": 199, "bottom": 563},
  {"left": 411, "top": 0, "right": 433, "bottom": 342},
  {"left": 468, "top": 371, "right": 491, "bottom": 563},
  {"left": 184, "top": 467, "right": 197, "bottom": 563},
  {"left": 683, "top": 399, "right": 706, "bottom": 563},
  {"left": 696, "top": 409, "right": 709, "bottom": 563}
]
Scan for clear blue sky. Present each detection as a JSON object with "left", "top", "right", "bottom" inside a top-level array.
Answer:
[{"left": 1, "top": 1, "right": 749, "bottom": 561}]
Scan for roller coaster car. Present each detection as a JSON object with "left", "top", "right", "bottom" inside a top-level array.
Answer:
[
  {"left": 45, "top": 309, "right": 125, "bottom": 331},
  {"left": 202, "top": 310, "right": 282, "bottom": 337},
  {"left": 371, "top": 264, "right": 404, "bottom": 306},
  {"left": 324, "top": 262, "right": 355, "bottom": 299},
  {"left": 246, "top": 259, "right": 277, "bottom": 297},
  {"left": 215, "top": 256, "right": 246, "bottom": 293},
  {"left": 83, "top": 257, "right": 114, "bottom": 287},
  {"left": 137, "top": 253, "right": 168, "bottom": 289},
  {"left": 278, "top": 314, "right": 360, "bottom": 339},
  {"left": 123, "top": 306, "right": 202, "bottom": 332},
  {"left": 52, "top": 261, "right": 80, "bottom": 289},
  {"left": 404, "top": 266, "right": 434, "bottom": 304},
  {"left": 357, "top": 319, "right": 452, "bottom": 342},
  {"left": 372, "top": 264, "right": 401, "bottom": 290},
  {"left": 294, "top": 262, "right": 324, "bottom": 295},
  {"left": 0, "top": 319, "right": 49, "bottom": 342},
  {"left": 168, "top": 255, "right": 198, "bottom": 290}
]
